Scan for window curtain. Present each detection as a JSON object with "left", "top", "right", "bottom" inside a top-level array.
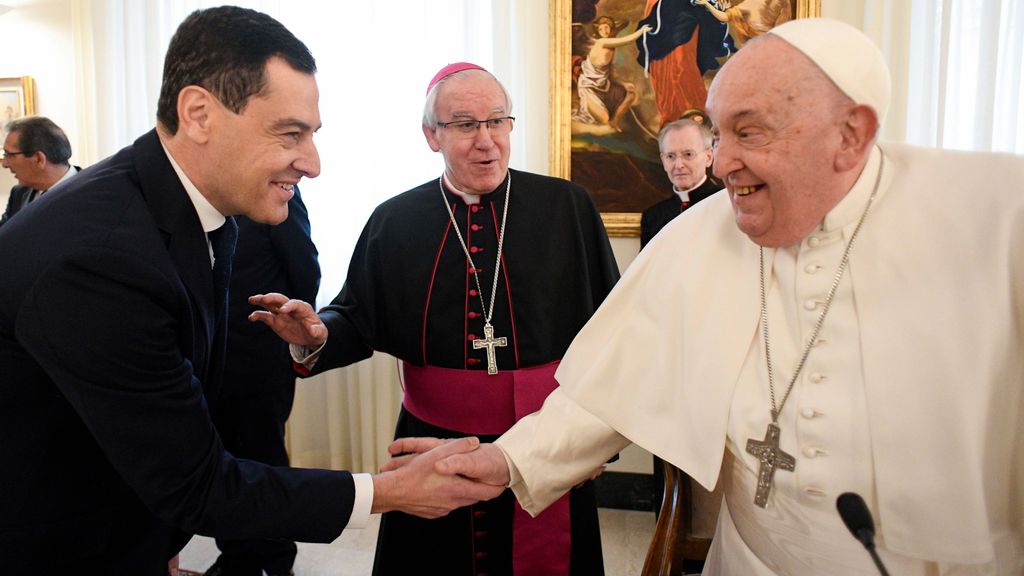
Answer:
[{"left": 825, "top": 0, "right": 1024, "bottom": 154}]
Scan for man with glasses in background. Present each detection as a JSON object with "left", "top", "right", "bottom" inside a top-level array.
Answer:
[
  {"left": 640, "top": 117, "right": 719, "bottom": 248},
  {"left": 250, "top": 63, "right": 620, "bottom": 576},
  {"left": 0, "top": 116, "right": 79, "bottom": 227}
]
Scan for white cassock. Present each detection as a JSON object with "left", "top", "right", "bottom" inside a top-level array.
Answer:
[{"left": 496, "top": 143, "right": 1024, "bottom": 575}]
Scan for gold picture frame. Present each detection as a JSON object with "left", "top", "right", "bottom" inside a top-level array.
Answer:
[
  {"left": 0, "top": 76, "right": 35, "bottom": 129},
  {"left": 550, "top": 1, "right": 821, "bottom": 236}
]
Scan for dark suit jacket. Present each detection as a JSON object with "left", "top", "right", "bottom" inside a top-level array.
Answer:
[
  {"left": 0, "top": 166, "right": 82, "bottom": 228},
  {"left": 639, "top": 177, "right": 721, "bottom": 248},
  {"left": 0, "top": 185, "right": 35, "bottom": 227},
  {"left": 226, "top": 189, "right": 319, "bottom": 387},
  {"left": 0, "top": 130, "right": 352, "bottom": 574}
]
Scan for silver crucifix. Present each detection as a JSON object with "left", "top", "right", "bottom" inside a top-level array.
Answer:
[
  {"left": 745, "top": 422, "right": 796, "bottom": 508},
  {"left": 472, "top": 323, "right": 507, "bottom": 375}
]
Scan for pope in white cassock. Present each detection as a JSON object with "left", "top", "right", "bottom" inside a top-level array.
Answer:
[{"left": 391, "top": 17, "right": 1024, "bottom": 575}]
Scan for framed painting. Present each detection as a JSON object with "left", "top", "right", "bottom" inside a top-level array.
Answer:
[
  {"left": 0, "top": 76, "right": 35, "bottom": 128},
  {"left": 550, "top": 0, "right": 821, "bottom": 236}
]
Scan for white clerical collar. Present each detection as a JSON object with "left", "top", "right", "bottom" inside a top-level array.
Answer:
[
  {"left": 673, "top": 175, "right": 708, "bottom": 203},
  {"left": 442, "top": 173, "right": 483, "bottom": 205},
  {"left": 160, "top": 141, "right": 226, "bottom": 233},
  {"left": 820, "top": 146, "right": 883, "bottom": 233}
]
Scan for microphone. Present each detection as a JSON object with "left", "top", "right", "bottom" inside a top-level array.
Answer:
[{"left": 837, "top": 492, "right": 891, "bottom": 576}]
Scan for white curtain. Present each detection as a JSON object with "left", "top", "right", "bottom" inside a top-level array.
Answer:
[{"left": 824, "top": 0, "right": 1024, "bottom": 154}]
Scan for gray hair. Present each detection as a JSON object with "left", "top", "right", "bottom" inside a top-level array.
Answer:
[
  {"left": 657, "top": 118, "right": 713, "bottom": 152},
  {"left": 422, "top": 68, "right": 513, "bottom": 127},
  {"left": 5, "top": 116, "right": 72, "bottom": 165}
]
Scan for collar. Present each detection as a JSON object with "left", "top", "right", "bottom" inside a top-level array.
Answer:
[
  {"left": 820, "top": 146, "right": 883, "bottom": 233},
  {"left": 160, "top": 141, "right": 226, "bottom": 233},
  {"left": 673, "top": 175, "right": 708, "bottom": 203},
  {"left": 442, "top": 173, "right": 482, "bottom": 205},
  {"left": 50, "top": 165, "right": 77, "bottom": 189}
]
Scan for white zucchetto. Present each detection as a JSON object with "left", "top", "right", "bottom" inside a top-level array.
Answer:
[{"left": 768, "top": 18, "right": 891, "bottom": 123}]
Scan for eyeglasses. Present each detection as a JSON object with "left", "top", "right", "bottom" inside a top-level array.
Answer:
[
  {"left": 437, "top": 116, "right": 515, "bottom": 137},
  {"left": 660, "top": 150, "right": 704, "bottom": 162},
  {"left": 1, "top": 150, "right": 28, "bottom": 160}
]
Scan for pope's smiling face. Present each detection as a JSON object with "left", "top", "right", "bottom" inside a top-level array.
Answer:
[{"left": 708, "top": 36, "right": 855, "bottom": 248}]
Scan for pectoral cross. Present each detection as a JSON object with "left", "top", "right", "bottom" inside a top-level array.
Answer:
[
  {"left": 745, "top": 422, "right": 796, "bottom": 508},
  {"left": 472, "top": 323, "right": 507, "bottom": 375}
]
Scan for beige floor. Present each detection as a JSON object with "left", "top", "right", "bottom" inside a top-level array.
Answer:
[{"left": 179, "top": 508, "right": 655, "bottom": 576}]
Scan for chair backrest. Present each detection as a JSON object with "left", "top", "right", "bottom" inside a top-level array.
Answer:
[{"left": 641, "top": 460, "right": 716, "bottom": 575}]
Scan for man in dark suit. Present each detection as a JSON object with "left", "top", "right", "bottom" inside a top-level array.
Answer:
[
  {"left": 0, "top": 115, "right": 80, "bottom": 227},
  {"left": 640, "top": 118, "right": 720, "bottom": 248},
  {"left": 208, "top": 189, "right": 320, "bottom": 576},
  {"left": 0, "top": 7, "right": 500, "bottom": 575}
]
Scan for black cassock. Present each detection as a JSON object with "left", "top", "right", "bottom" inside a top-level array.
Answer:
[
  {"left": 639, "top": 176, "right": 720, "bottom": 248},
  {"left": 313, "top": 169, "right": 620, "bottom": 576}
]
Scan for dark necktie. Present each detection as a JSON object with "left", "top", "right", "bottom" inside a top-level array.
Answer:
[{"left": 208, "top": 218, "right": 238, "bottom": 328}]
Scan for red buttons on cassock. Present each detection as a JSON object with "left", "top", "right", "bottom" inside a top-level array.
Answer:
[
  {"left": 468, "top": 358, "right": 480, "bottom": 366},
  {"left": 475, "top": 531, "right": 487, "bottom": 538},
  {"left": 469, "top": 289, "right": 478, "bottom": 297},
  {"left": 468, "top": 334, "right": 477, "bottom": 341},
  {"left": 475, "top": 552, "right": 488, "bottom": 559},
  {"left": 471, "top": 224, "right": 483, "bottom": 231},
  {"left": 468, "top": 311, "right": 479, "bottom": 319},
  {"left": 470, "top": 246, "right": 482, "bottom": 254},
  {"left": 471, "top": 205, "right": 480, "bottom": 213}
]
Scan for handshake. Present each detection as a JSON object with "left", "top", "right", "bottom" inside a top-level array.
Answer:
[{"left": 369, "top": 437, "right": 511, "bottom": 519}]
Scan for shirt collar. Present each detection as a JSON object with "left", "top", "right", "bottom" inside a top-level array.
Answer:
[
  {"left": 442, "top": 173, "right": 482, "bottom": 205},
  {"left": 160, "top": 141, "right": 226, "bottom": 233},
  {"left": 52, "top": 165, "right": 77, "bottom": 188},
  {"left": 673, "top": 175, "right": 708, "bottom": 203}
]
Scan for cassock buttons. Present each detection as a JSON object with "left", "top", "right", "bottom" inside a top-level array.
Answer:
[
  {"left": 808, "top": 236, "right": 822, "bottom": 248},
  {"left": 468, "top": 358, "right": 480, "bottom": 366},
  {"left": 472, "top": 224, "right": 483, "bottom": 231},
  {"left": 474, "top": 510, "right": 486, "bottom": 518},
  {"left": 470, "top": 246, "right": 484, "bottom": 254},
  {"left": 468, "top": 334, "right": 477, "bottom": 341},
  {"left": 802, "top": 447, "right": 826, "bottom": 458},
  {"left": 475, "top": 552, "right": 488, "bottom": 559},
  {"left": 808, "top": 372, "right": 826, "bottom": 384},
  {"left": 471, "top": 205, "right": 480, "bottom": 213},
  {"left": 800, "top": 407, "right": 819, "bottom": 419},
  {"left": 469, "top": 289, "right": 479, "bottom": 297},
  {"left": 468, "top": 311, "right": 479, "bottom": 319},
  {"left": 803, "top": 299, "right": 820, "bottom": 311},
  {"left": 804, "top": 263, "right": 822, "bottom": 274}
]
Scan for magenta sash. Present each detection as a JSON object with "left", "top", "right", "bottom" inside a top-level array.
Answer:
[{"left": 401, "top": 361, "right": 571, "bottom": 576}]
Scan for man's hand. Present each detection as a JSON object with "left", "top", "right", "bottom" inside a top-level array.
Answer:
[
  {"left": 384, "top": 437, "right": 512, "bottom": 489},
  {"left": 372, "top": 437, "right": 505, "bottom": 519},
  {"left": 247, "top": 292, "right": 327, "bottom": 348},
  {"left": 434, "top": 440, "right": 512, "bottom": 487}
]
